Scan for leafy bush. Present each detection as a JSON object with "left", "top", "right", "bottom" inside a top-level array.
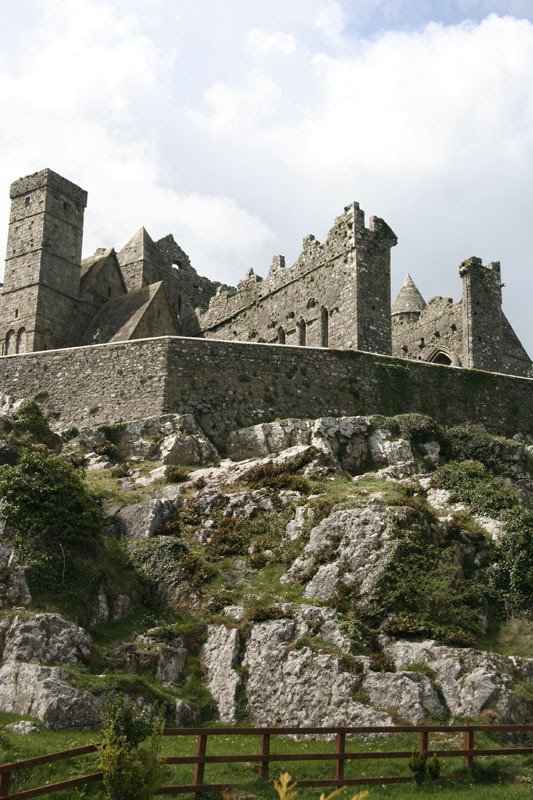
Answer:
[
  {"left": 98, "top": 694, "right": 163, "bottom": 800},
  {"left": 3, "top": 399, "right": 59, "bottom": 452},
  {"left": 129, "top": 538, "right": 215, "bottom": 594},
  {"left": 434, "top": 460, "right": 517, "bottom": 516},
  {"left": 372, "top": 413, "right": 442, "bottom": 445},
  {"left": 364, "top": 508, "right": 487, "bottom": 645},
  {"left": 0, "top": 450, "right": 102, "bottom": 552},
  {"left": 441, "top": 424, "right": 522, "bottom": 473},
  {"left": 435, "top": 460, "right": 533, "bottom": 613}
]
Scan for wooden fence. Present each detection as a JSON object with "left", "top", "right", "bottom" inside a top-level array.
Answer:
[{"left": 1, "top": 724, "right": 533, "bottom": 799}]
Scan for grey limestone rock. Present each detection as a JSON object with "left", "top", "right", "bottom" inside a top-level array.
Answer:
[
  {"left": 0, "top": 662, "right": 100, "bottom": 730},
  {"left": 115, "top": 497, "right": 177, "bottom": 539},
  {"left": 0, "top": 545, "right": 31, "bottom": 608},
  {"left": 0, "top": 613, "right": 91, "bottom": 665},
  {"left": 242, "top": 618, "right": 392, "bottom": 727},
  {"left": 382, "top": 638, "right": 527, "bottom": 723},
  {"left": 282, "top": 504, "right": 401, "bottom": 601},
  {"left": 363, "top": 671, "right": 444, "bottom": 724},
  {"left": 201, "top": 625, "right": 242, "bottom": 723}
]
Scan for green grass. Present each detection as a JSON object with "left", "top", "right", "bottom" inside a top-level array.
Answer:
[{"left": 2, "top": 723, "right": 533, "bottom": 799}]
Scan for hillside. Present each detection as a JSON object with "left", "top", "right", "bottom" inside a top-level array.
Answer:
[{"left": 1, "top": 399, "right": 533, "bottom": 733}]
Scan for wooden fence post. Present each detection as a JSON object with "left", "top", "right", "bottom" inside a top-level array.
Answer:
[
  {"left": 419, "top": 729, "right": 429, "bottom": 758},
  {"left": 463, "top": 727, "right": 475, "bottom": 775},
  {"left": 259, "top": 734, "right": 271, "bottom": 780},
  {"left": 335, "top": 732, "right": 346, "bottom": 782},
  {"left": 0, "top": 771, "right": 10, "bottom": 798},
  {"left": 193, "top": 734, "right": 208, "bottom": 789}
]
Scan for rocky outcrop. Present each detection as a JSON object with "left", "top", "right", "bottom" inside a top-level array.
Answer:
[
  {"left": 0, "top": 545, "right": 31, "bottom": 607},
  {"left": 242, "top": 616, "right": 392, "bottom": 727},
  {"left": 382, "top": 638, "right": 530, "bottom": 723},
  {"left": 0, "top": 614, "right": 91, "bottom": 664},
  {"left": 114, "top": 498, "right": 177, "bottom": 539},
  {"left": 362, "top": 671, "right": 444, "bottom": 724},
  {"left": 201, "top": 625, "right": 242, "bottom": 723},
  {"left": 282, "top": 504, "right": 403, "bottom": 601},
  {"left": 0, "top": 662, "right": 100, "bottom": 729}
]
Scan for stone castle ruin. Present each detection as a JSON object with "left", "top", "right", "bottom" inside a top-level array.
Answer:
[{"left": 1, "top": 168, "right": 530, "bottom": 379}]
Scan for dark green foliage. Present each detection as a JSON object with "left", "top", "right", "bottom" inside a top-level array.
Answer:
[
  {"left": 97, "top": 423, "right": 127, "bottom": 446},
  {"left": 427, "top": 753, "right": 441, "bottom": 780},
  {"left": 242, "top": 449, "right": 318, "bottom": 491},
  {"left": 3, "top": 399, "right": 59, "bottom": 452},
  {"left": 372, "top": 413, "right": 442, "bottom": 445},
  {"left": 165, "top": 466, "right": 190, "bottom": 483},
  {"left": 100, "top": 694, "right": 155, "bottom": 748},
  {"left": 0, "top": 450, "right": 102, "bottom": 552},
  {"left": 408, "top": 749, "right": 427, "bottom": 785},
  {"left": 98, "top": 694, "right": 163, "bottom": 800},
  {"left": 364, "top": 508, "right": 488, "bottom": 645},
  {"left": 436, "top": 460, "right": 533, "bottom": 613},
  {"left": 434, "top": 460, "right": 517, "bottom": 517},
  {"left": 245, "top": 604, "right": 291, "bottom": 623},
  {"left": 61, "top": 426, "right": 80, "bottom": 442},
  {"left": 441, "top": 424, "right": 523, "bottom": 473},
  {"left": 129, "top": 538, "right": 215, "bottom": 594},
  {"left": 205, "top": 510, "right": 289, "bottom": 559}
]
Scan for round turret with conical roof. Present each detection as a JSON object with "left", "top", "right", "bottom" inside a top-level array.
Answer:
[{"left": 392, "top": 274, "right": 427, "bottom": 320}]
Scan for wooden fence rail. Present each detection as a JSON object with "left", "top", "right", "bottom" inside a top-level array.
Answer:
[{"left": 1, "top": 724, "right": 533, "bottom": 799}]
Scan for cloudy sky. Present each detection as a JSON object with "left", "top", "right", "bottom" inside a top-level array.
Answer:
[{"left": 1, "top": 0, "right": 533, "bottom": 352}]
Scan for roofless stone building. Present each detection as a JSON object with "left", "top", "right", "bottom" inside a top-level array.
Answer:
[{"left": 1, "top": 168, "right": 530, "bottom": 378}]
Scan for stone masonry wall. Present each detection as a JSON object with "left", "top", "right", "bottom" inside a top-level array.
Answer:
[
  {"left": 0, "top": 338, "right": 168, "bottom": 428},
  {"left": 197, "top": 203, "right": 397, "bottom": 354},
  {"left": 392, "top": 298, "right": 464, "bottom": 366},
  {"left": 0, "top": 337, "right": 532, "bottom": 444}
]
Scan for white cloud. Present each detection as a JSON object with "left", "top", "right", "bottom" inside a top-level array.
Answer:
[
  {"left": 314, "top": 2, "right": 346, "bottom": 44},
  {"left": 1, "top": 2, "right": 533, "bottom": 353},
  {"left": 246, "top": 28, "right": 296, "bottom": 56},
  {"left": 0, "top": 0, "right": 274, "bottom": 282}
]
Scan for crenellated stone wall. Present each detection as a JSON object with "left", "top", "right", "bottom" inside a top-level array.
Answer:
[
  {"left": 197, "top": 204, "right": 397, "bottom": 355},
  {"left": 0, "top": 337, "right": 532, "bottom": 445}
]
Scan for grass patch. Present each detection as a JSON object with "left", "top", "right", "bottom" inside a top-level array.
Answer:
[{"left": 2, "top": 726, "right": 533, "bottom": 799}]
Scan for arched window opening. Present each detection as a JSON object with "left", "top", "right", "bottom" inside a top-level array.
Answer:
[
  {"left": 298, "top": 319, "right": 306, "bottom": 346},
  {"left": 5, "top": 329, "right": 15, "bottom": 355},
  {"left": 277, "top": 326, "right": 286, "bottom": 344},
  {"left": 16, "top": 328, "right": 26, "bottom": 354},
  {"left": 320, "top": 307, "right": 329, "bottom": 347},
  {"left": 428, "top": 349, "right": 453, "bottom": 366}
]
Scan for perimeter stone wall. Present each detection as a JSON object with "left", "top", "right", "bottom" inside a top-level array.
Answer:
[{"left": 0, "top": 337, "right": 531, "bottom": 445}]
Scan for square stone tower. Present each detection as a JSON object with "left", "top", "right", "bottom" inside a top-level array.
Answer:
[
  {"left": 1, "top": 169, "right": 87, "bottom": 353},
  {"left": 460, "top": 256, "right": 503, "bottom": 372}
]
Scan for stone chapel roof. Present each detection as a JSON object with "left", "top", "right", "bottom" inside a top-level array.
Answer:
[{"left": 392, "top": 274, "right": 427, "bottom": 316}]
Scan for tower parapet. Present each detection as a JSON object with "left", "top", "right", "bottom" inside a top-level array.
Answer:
[{"left": 2, "top": 168, "right": 87, "bottom": 353}]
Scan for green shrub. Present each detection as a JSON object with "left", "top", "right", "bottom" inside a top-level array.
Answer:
[
  {"left": 435, "top": 460, "right": 533, "bottom": 613},
  {"left": 441, "top": 424, "right": 522, "bottom": 473},
  {"left": 129, "top": 538, "right": 215, "bottom": 594},
  {"left": 98, "top": 694, "right": 163, "bottom": 800},
  {"left": 434, "top": 460, "right": 517, "bottom": 516},
  {"left": 3, "top": 399, "right": 59, "bottom": 452},
  {"left": 364, "top": 508, "right": 487, "bottom": 645},
  {"left": 0, "top": 450, "right": 102, "bottom": 553}
]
